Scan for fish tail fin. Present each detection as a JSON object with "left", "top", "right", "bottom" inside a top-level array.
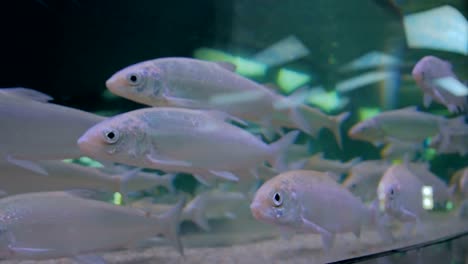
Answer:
[
  {"left": 328, "top": 112, "right": 351, "bottom": 149},
  {"left": 153, "top": 196, "right": 186, "bottom": 256},
  {"left": 291, "top": 104, "right": 350, "bottom": 148},
  {"left": 268, "top": 130, "right": 300, "bottom": 172},
  {"left": 289, "top": 105, "right": 320, "bottom": 138},
  {"left": 184, "top": 204, "right": 210, "bottom": 232}
]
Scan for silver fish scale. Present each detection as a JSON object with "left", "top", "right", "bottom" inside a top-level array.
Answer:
[{"left": 140, "top": 109, "right": 209, "bottom": 131}]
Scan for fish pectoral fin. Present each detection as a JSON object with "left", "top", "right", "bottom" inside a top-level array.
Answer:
[
  {"left": 162, "top": 95, "right": 200, "bottom": 108},
  {"left": 8, "top": 246, "right": 54, "bottom": 256},
  {"left": 6, "top": 156, "right": 48, "bottom": 176},
  {"left": 206, "top": 110, "right": 248, "bottom": 126},
  {"left": 74, "top": 254, "right": 106, "bottom": 264},
  {"left": 208, "top": 170, "right": 239, "bottom": 181},
  {"left": 146, "top": 154, "right": 192, "bottom": 168},
  {"left": 300, "top": 216, "right": 335, "bottom": 251},
  {"left": 398, "top": 206, "right": 418, "bottom": 222},
  {"left": 423, "top": 94, "right": 433, "bottom": 108},
  {"left": 162, "top": 95, "right": 200, "bottom": 109}
]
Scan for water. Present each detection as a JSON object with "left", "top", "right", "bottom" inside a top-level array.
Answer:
[{"left": 1, "top": 0, "right": 467, "bottom": 263}]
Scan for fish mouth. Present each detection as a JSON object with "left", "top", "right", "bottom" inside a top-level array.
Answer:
[
  {"left": 347, "top": 126, "right": 361, "bottom": 139},
  {"left": 77, "top": 132, "right": 99, "bottom": 157},
  {"left": 105, "top": 75, "right": 124, "bottom": 95},
  {"left": 105, "top": 77, "right": 116, "bottom": 91},
  {"left": 250, "top": 202, "right": 264, "bottom": 220}
]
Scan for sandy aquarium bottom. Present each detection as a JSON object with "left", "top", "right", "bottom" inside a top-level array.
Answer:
[{"left": 0, "top": 207, "right": 466, "bottom": 264}]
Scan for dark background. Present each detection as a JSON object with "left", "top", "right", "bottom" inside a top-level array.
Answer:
[{"left": 1, "top": 0, "right": 466, "bottom": 110}]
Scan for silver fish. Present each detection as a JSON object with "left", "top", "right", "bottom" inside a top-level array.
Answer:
[
  {"left": 77, "top": 107, "right": 298, "bottom": 185},
  {"left": 250, "top": 170, "right": 374, "bottom": 250},
  {"left": 183, "top": 190, "right": 246, "bottom": 231},
  {"left": 133, "top": 190, "right": 246, "bottom": 231},
  {"left": 0, "top": 191, "right": 185, "bottom": 260},
  {"left": 0, "top": 88, "right": 104, "bottom": 175},
  {"left": 348, "top": 106, "right": 449, "bottom": 146},
  {"left": 343, "top": 160, "right": 392, "bottom": 202},
  {"left": 377, "top": 164, "right": 425, "bottom": 227},
  {"left": 0, "top": 161, "right": 175, "bottom": 200},
  {"left": 412, "top": 56, "right": 467, "bottom": 113},
  {"left": 105, "top": 57, "right": 349, "bottom": 147}
]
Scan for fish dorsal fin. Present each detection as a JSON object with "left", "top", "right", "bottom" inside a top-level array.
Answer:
[
  {"left": 214, "top": 61, "right": 236, "bottom": 72},
  {"left": 1, "top": 88, "right": 53, "bottom": 102},
  {"left": 398, "top": 106, "right": 418, "bottom": 112},
  {"left": 311, "top": 152, "right": 324, "bottom": 160},
  {"left": 324, "top": 171, "right": 341, "bottom": 182}
]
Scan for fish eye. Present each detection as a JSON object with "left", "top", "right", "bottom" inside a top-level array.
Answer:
[
  {"left": 272, "top": 192, "right": 282, "bottom": 207},
  {"left": 103, "top": 129, "right": 119, "bottom": 144},
  {"left": 126, "top": 72, "right": 142, "bottom": 86}
]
